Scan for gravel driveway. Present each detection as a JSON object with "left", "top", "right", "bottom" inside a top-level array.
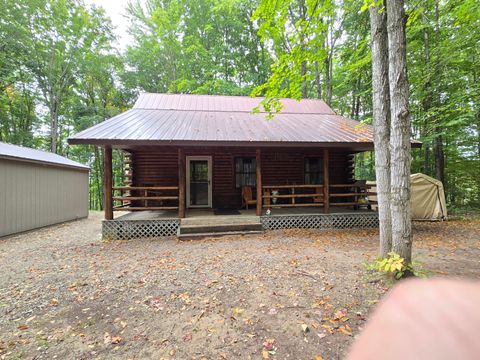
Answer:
[{"left": 1, "top": 212, "right": 479, "bottom": 359}]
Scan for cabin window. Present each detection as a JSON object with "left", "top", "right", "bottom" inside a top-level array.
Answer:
[
  {"left": 304, "top": 157, "right": 324, "bottom": 184},
  {"left": 235, "top": 157, "right": 256, "bottom": 188}
]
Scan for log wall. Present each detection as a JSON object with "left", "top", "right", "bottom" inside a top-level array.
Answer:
[{"left": 129, "top": 146, "right": 355, "bottom": 209}]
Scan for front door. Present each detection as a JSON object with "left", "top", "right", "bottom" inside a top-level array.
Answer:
[{"left": 186, "top": 156, "right": 212, "bottom": 208}]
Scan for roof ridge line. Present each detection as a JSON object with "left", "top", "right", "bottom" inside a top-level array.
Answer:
[
  {"left": 131, "top": 108, "right": 335, "bottom": 115},
  {"left": 140, "top": 92, "right": 325, "bottom": 101}
]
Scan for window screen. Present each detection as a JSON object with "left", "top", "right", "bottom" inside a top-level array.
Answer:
[
  {"left": 304, "top": 157, "right": 324, "bottom": 184},
  {"left": 235, "top": 157, "right": 256, "bottom": 188}
]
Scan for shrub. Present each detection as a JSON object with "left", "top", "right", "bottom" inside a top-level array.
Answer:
[{"left": 365, "top": 252, "right": 428, "bottom": 279}]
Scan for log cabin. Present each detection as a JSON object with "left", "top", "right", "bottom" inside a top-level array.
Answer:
[{"left": 68, "top": 93, "right": 420, "bottom": 239}]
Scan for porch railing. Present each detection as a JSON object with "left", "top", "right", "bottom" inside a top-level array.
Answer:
[
  {"left": 262, "top": 184, "right": 376, "bottom": 208},
  {"left": 329, "top": 184, "right": 377, "bottom": 207},
  {"left": 262, "top": 185, "right": 325, "bottom": 208},
  {"left": 112, "top": 186, "right": 179, "bottom": 211}
]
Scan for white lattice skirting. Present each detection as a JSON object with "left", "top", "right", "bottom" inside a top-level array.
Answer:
[
  {"left": 260, "top": 213, "right": 379, "bottom": 230},
  {"left": 103, "top": 219, "right": 180, "bottom": 240},
  {"left": 102, "top": 213, "right": 378, "bottom": 240}
]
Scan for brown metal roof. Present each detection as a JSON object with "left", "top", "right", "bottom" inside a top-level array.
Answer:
[
  {"left": 0, "top": 141, "right": 89, "bottom": 170},
  {"left": 132, "top": 93, "right": 336, "bottom": 114},
  {"left": 69, "top": 93, "right": 417, "bottom": 150}
]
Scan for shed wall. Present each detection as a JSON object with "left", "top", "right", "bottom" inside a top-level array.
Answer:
[{"left": 0, "top": 159, "right": 89, "bottom": 237}]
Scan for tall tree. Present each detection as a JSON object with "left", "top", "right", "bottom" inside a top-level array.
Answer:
[
  {"left": 369, "top": 4, "right": 392, "bottom": 257},
  {"left": 124, "top": 0, "right": 270, "bottom": 96},
  {"left": 25, "top": 0, "right": 114, "bottom": 153},
  {"left": 432, "top": 0, "right": 445, "bottom": 186},
  {"left": 386, "top": 0, "right": 412, "bottom": 262}
]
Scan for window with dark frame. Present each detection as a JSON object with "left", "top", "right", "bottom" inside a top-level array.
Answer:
[
  {"left": 235, "top": 157, "right": 256, "bottom": 188},
  {"left": 304, "top": 157, "right": 324, "bottom": 184}
]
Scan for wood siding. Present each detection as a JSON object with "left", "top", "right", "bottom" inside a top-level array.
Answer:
[
  {"left": 130, "top": 146, "right": 355, "bottom": 209},
  {"left": 0, "top": 159, "right": 89, "bottom": 237}
]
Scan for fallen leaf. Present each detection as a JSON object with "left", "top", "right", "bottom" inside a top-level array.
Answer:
[
  {"left": 232, "top": 307, "right": 244, "bottom": 317},
  {"left": 104, "top": 332, "right": 111, "bottom": 344},
  {"left": 17, "top": 325, "right": 29, "bottom": 331},
  {"left": 111, "top": 336, "right": 122, "bottom": 344},
  {"left": 338, "top": 324, "right": 353, "bottom": 336},
  {"left": 334, "top": 309, "right": 348, "bottom": 320},
  {"left": 263, "top": 338, "right": 275, "bottom": 351}
]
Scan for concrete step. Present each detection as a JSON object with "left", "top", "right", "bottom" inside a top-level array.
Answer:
[
  {"left": 179, "top": 222, "right": 263, "bottom": 235},
  {"left": 178, "top": 230, "right": 264, "bottom": 240}
]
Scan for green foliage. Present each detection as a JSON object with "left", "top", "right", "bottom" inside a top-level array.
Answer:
[
  {"left": 1, "top": 0, "right": 479, "bottom": 211},
  {"left": 365, "top": 252, "right": 429, "bottom": 279},
  {"left": 253, "top": 0, "right": 480, "bottom": 209},
  {"left": 0, "top": 0, "right": 129, "bottom": 210},
  {"left": 123, "top": 0, "right": 270, "bottom": 95}
]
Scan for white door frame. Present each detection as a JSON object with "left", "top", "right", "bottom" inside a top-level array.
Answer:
[{"left": 186, "top": 156, "right": 212, "bottom": 208}]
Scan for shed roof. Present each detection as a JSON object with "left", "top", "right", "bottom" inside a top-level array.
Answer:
[
  {"left": 0, "top": 141, "right": 89, "bottom": 171},
  {"left": 68, "top": 93, "right": 420, "bottom": 150}
]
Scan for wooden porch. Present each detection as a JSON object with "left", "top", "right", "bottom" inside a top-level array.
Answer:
[
  {"left": 102, "top": 207, "right": 378, "bottom": 240},
  {"left": 102, "top": 146, "right": 377, "bottom": 221},
  {"left": 115, "top": 206, "right": 376, "bottom": 221}
]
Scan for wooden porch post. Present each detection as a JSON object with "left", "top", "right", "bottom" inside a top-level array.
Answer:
[
  {"left": 256, "top": 148, "right": 262, "bottom": 216},
  {"left": 323, "top": 149, "right": 330, "bottom": 214},
  {"left": 104, "top": 145, "right": 113, "bottom": 220},
  {"left": 178, "top": 148, "right": 186, "bottom": 218}
]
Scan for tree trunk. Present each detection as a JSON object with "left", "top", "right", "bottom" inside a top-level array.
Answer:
[
  {"left": 50, "top": 100, "right": 58, "bottom": 153},
  {"left": 351, "top": 75, "right": 362, "bottom": 120},
  {"left": 324, "top": 52, "right": 333, "bottom": 105},
  {"left": 423, "top": 143, "right": 430, "bottom": 175},
  {"left": 299, "top": 0, "right": 308, "bottom": 98},
  {"left": 314, "top": 61, "right": 322, "bottom": 99},
  {"left": 324, "top": 29, "right": 333, "bottom": 106},
  {"left": 477, "top": 117, "right": 480, "bottom": 203},
  {"left": 422, "top": 12, "right": 433, "bottom": 176},
  {"left": 301, "top": 60, "right": 307, "bottom": 98},
  {"left": 432, "top": 0, "right": 445, "bottom": 186},
  {"left": 386, "top": 0, "right": 412, "bottom": 262},
  {"left": 370, "top": 4, "right": 392, "bottom": 258},
  {"left": 434, "top": 133, "right": 444, "bottom": 183}
]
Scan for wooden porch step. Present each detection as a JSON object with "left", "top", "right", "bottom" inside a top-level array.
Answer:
[
  {"left": 179, "top": 222, "right": 263, "bottom": 235},
  {"left": 178, "top": 230, "right": 263, "bottom": 241}
]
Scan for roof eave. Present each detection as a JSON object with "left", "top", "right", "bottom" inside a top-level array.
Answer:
[
  {"left": 69, "top": 137, "right": 422, "bottom": 150},
  {"left": 68, "top": 138, "right": 377, "bottom": 150},
  {"left": 0, "top": 154, "right": 90, "bottom": 171}
]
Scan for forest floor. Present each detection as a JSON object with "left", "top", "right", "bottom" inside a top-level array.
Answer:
[{"left": 0, "top": 212, "right": 479, "bottom": 360}]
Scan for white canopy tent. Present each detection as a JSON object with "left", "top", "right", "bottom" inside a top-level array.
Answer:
[
  {"left": 410, "top": 173, "right": 447, "bottom": 220},
  {"left": 367, "top": 173, "right": 447, "bottom": 221}
]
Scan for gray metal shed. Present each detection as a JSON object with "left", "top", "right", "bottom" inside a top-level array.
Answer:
[{"left": 0, "top": 142, "right": 89, "bottom": 237}]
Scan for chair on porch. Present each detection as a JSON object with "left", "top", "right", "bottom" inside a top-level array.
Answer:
[
  {"left": 351, "top": 180, "right": 371, "bottom": 210},
  {"left": 241, "top": 186, "right": 257, "bottom": 210}
]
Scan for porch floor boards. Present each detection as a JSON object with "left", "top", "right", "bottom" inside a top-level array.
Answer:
[{"left": 115, "top": 207, "right": 374, "bottom": 222}]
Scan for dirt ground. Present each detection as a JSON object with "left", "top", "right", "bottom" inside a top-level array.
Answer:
[{"left": 0, "top": 212, "right": 479, "bottom": 360}]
